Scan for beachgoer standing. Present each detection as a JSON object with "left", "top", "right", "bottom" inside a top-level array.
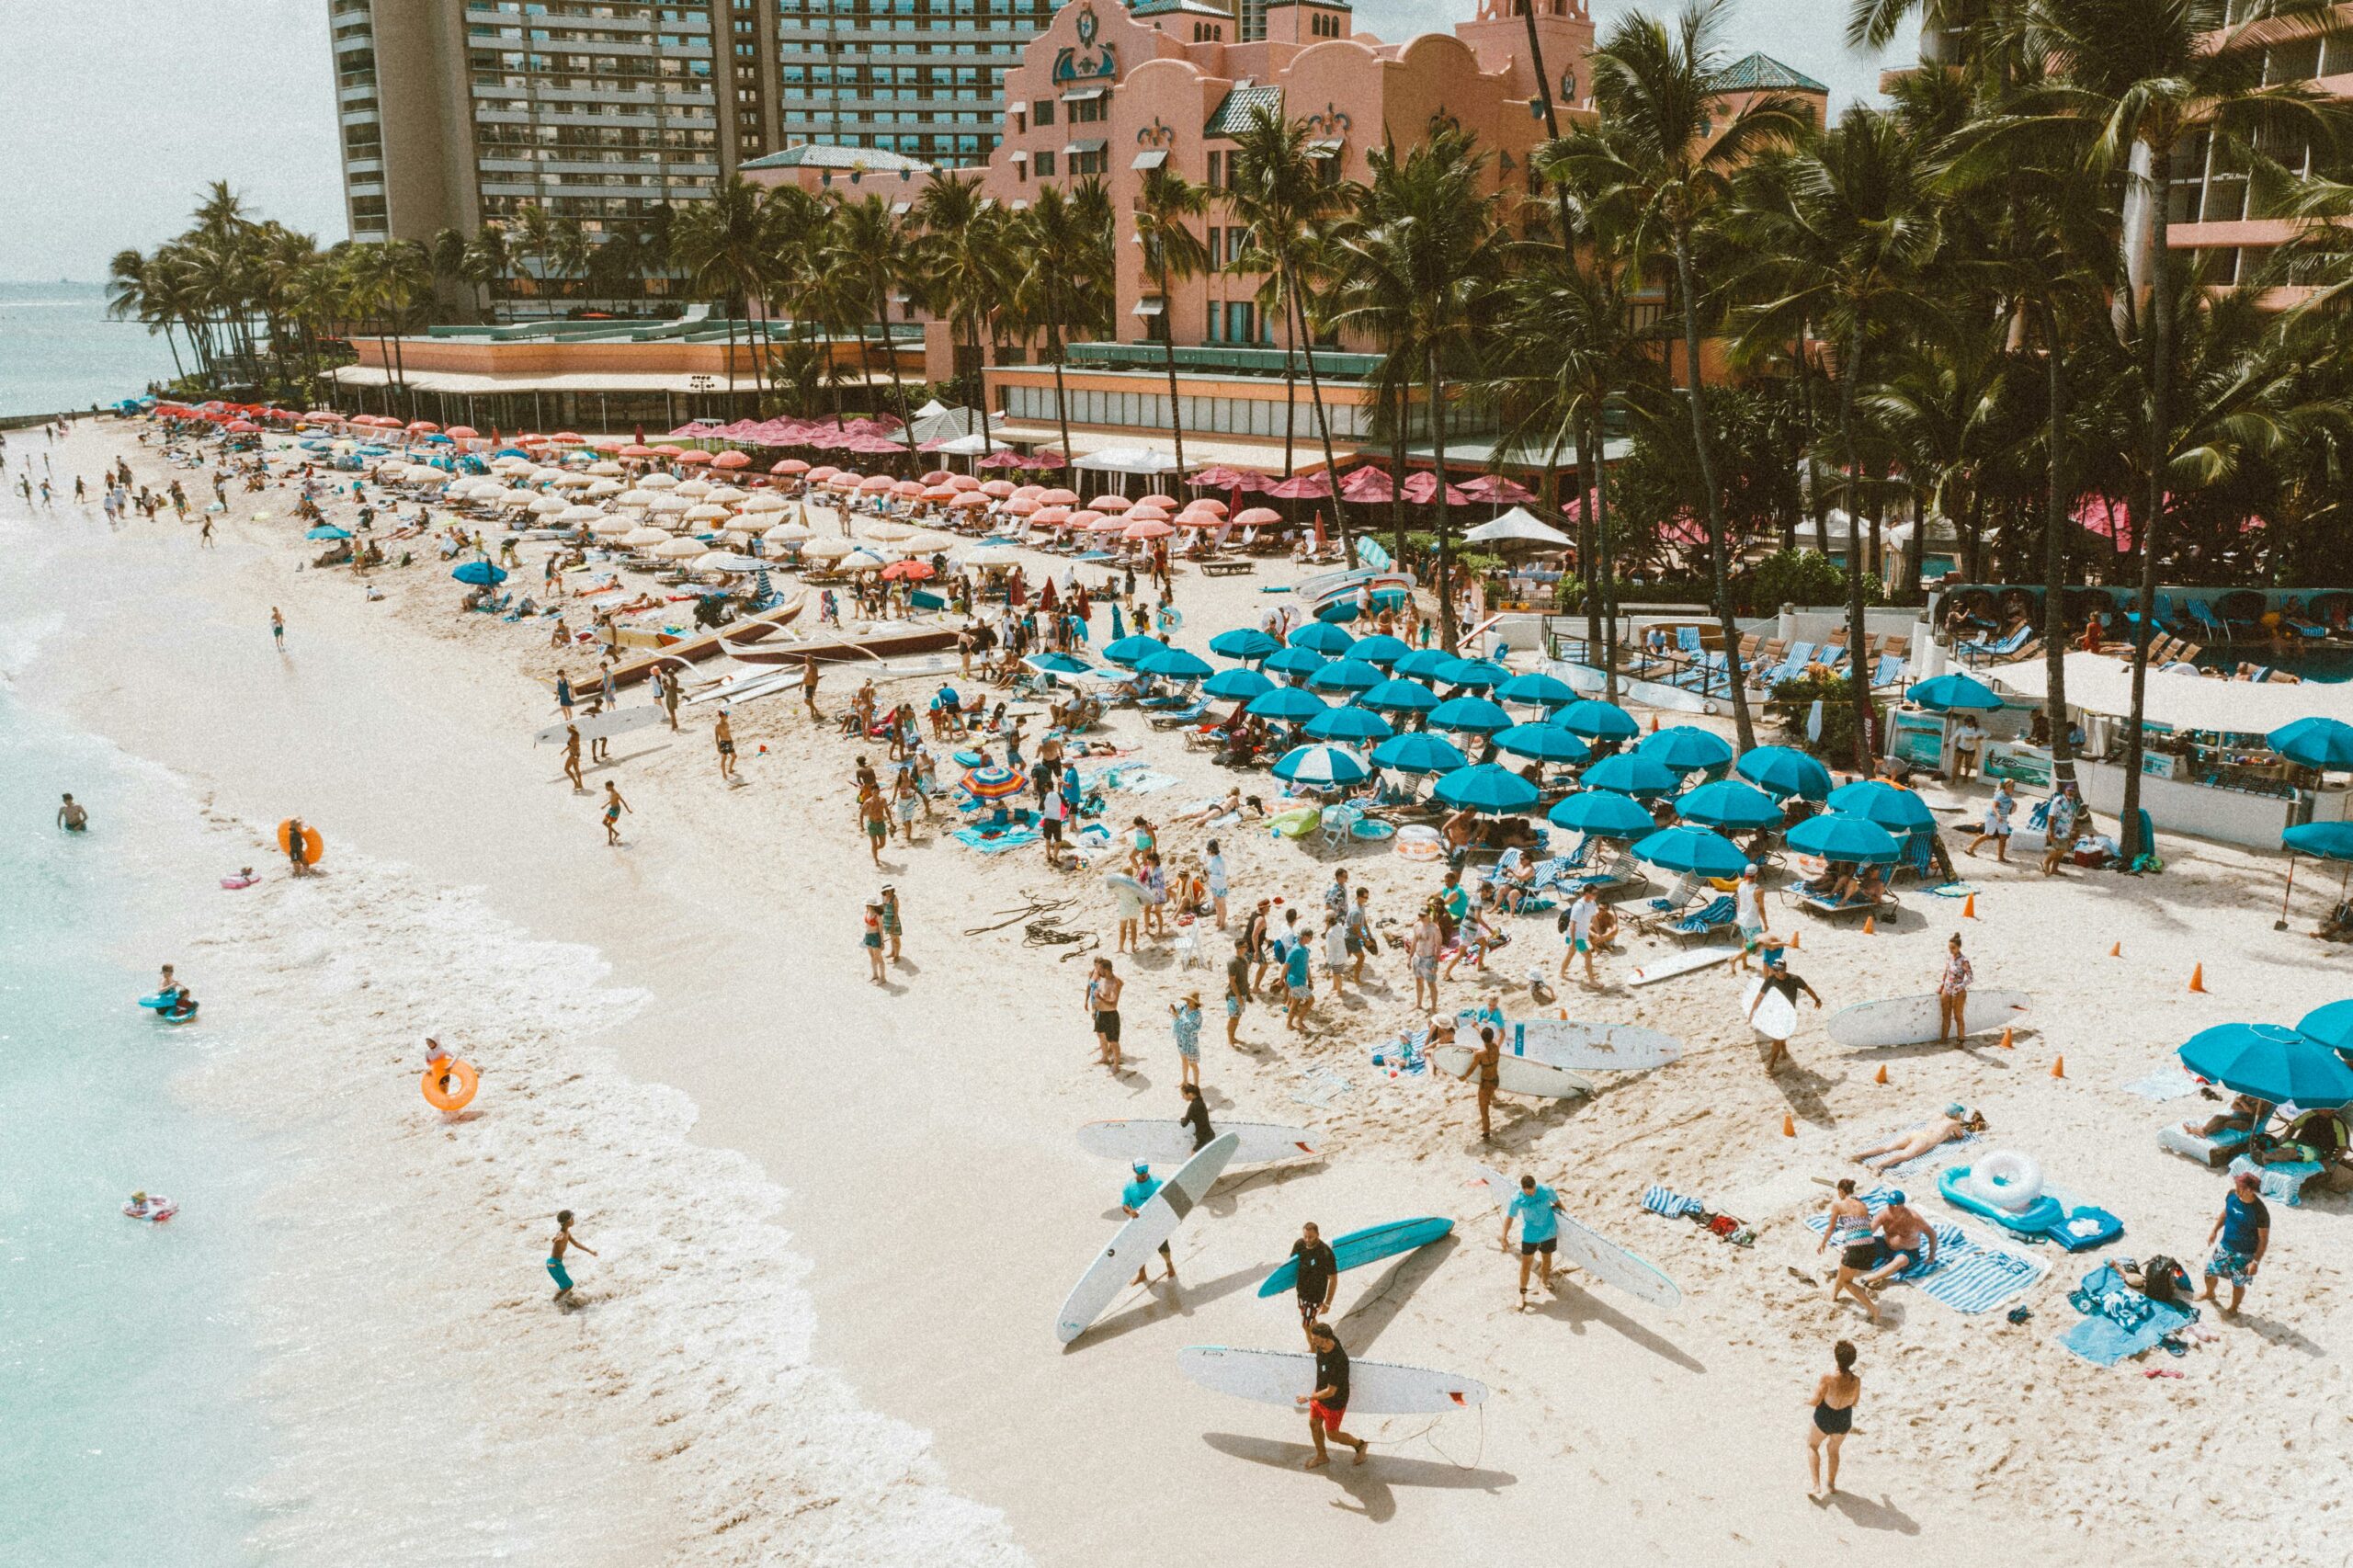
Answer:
[
  {"left": 1120, "top": 1162, "right": 1177, "bottom": 1286},
  {"left": 1967, "top": 778, "right": 2015, "bottom": 861},
  {"left": 1224, "top": 938, "right": 1250, "bottom": 1047},
  {"left": 1179, "top": 1081, "right": 1215, "bottom": 1151},
  {"left": 801, "top": 658, "right": 824, "bottom": 722},
  {"left": 548, "top": 1210, "right": 597, "bottom": 1305},
  {"left": 1297, "top": 1323, "right": 1368, "bottom": 1469},
  {"left": 1817, "top": 1178, "right": 1881, "bottom": 1324},
  {"left": 1730, "top": 865, "right": 1767, "bottom": 973},
  {"left": 1169, "top": 991, "right": 1202, "bottom": 1087},
  {"left": 862, "top": 902, "right": 886, "bottom": 982},
  {"left": 601, "top": 781, "right": 631, "bottom": 846},
  {"left": 1503, "top": 1173, "right": 1564, "bottom": 1304},
  {"left": 1807, "top": 1342, "right": 1861, "bottom": 1497},
  {"left": 858, "top": 786, "right": 889, "bottom": 867},
  {"left": 1936, "top": 933, "right": 1973, "bottom": 1043},
  {"left": 1282, "top": 928, "right": 1313, "bottom": 1031},
  {"left": 714, "top": 710, "right": 737, "bottom": 782},
  {"left": 1560, "top": 886, "right": 1601, "bottom": 986},
  {"left": 1288, "top": 1222, "right": 1338, "bottom": 1338},
  {"left": 1086, "top": 959, "right": 1124, "bottom": 1071},
  {"left": 1040, "top": 783, "right": 1069, "bottom": 868},
  {"left": 270, "top": 607, "right": 284, "bottom": 650},
  {"left": 284, "top": 816, "right": 311, "bottom": 878},
  {"left": 1410, "top": 903, "right": 1441, "bottom": 1013},
  {"left": 1747, "top": 952, "right": 1821, "bottom": 1074},
  {"left": 1205, "top": 839, "right": 1229, "bottom": 929},
  {"left": 1458, "top": 1025, "right": 1501, "bottom": 1142},
  {"left": 57, "top": 793, "right": 87, "bottom": 832},
  {"left": 555, "top": 671, "right": 574, "bottom": 720},
  {"left": 2040, "top": 782, "right": 2083, "bottom": 876},
  {"left": 1347, "top": 886, "right": 1376, "bottom": 983},
  {"left": 2199, "top": 1170, "right": 2270, "bottom": 1315},
  {"left": 563, "top": 726, "right": 585, "bottom": 792},
  {"left": 880, "top": 884, "right": 903, "bottom": 963}
]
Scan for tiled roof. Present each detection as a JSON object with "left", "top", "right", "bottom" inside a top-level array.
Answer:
[
  {"left": 1131, "top": 0, "right": 1233, "bottom": 16},
  {"left": 741, "top": 143, "right": 934, "bottom": 173},
  {"left": 1712, "top": 52, "right": 1828, "bottom": 94},
  {"left": 1205, "top": 83, "right": 1284, "bottom": 138}
]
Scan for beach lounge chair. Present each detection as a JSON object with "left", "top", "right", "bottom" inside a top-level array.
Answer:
[
  {"left": 2158, "top": 1121, "right": 2253, "bottom": 1169},
  {"left": 1664, "top": 894, "right": 1737, "bottom": 939},
  {"left": 1870, "top": 654, "right": 1904, "bottom": 690},
  {"left": 1959, "top": 623, "right": 2031, "bottom": 662},
  {"left": 1770, "top": 642, "right": 1815, "bottom": 684},
  {"left": 2188, "top": 599, "right": 2227, "bottom": 642},
  {"left": 1638, "top": 875, "right": 1703, "bottom": 926},
  {"left": 1793, "top": 887, "right": 1894, "bottom": 920},
  {"left": 1145, "top": 699, "right": 1210, "bottom": 729}
]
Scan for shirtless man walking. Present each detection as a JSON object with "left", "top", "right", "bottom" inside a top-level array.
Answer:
[{"left": 547, "top": 1210, "right": 597, "bottom": 1305}]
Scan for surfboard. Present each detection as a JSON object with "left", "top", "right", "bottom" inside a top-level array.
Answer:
[
  {"left": 1461, "top": 1013, "right": 1682, "bottom": 1072},
  {"left": 1176, "top": 1346, "right": 1489, "bottom": 1415},
  {"left": 1429, "top": 1043, "right": 1593, "bottom": 1099},
  {"left": 1255, "top": 1216, "right": 1453, "bottom": 1298},
  {"left": 1077, "top": 1119, "right": 1316, "bottom": 1167},
  {"left": 534, "top": 705, "right": 668, "bottom": 744},
  {"left": 1629, "top": 945, "right": 1741, "bottom": 986},
  {"left": 1055, "top": 1131, "right": 1237, "bottom": 1344},
  {"left": 1744, "top": 976, "right": 1799, "bottom": 1040},
  {"left": 1826, "top": 990, "right": 2033, "bottom": 1050},
  {"left": 1475, "top": 1168, "right": 1682, "bottom": 1308}
]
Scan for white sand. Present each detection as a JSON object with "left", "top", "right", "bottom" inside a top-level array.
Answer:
[{"left": 6, "top": 418, "right": 2350, "bottom": 1565}]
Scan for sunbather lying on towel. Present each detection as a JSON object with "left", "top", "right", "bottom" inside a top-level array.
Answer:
[
  {"left": 1852, "top": 1103, "right": 1986, "bottom": 1173},
  {"left": 2181, "top": 1094, "right": 2267, "bottom": 1141}
]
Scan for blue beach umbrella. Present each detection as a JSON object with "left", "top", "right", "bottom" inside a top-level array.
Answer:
[
  {"left": 1495, "top": 670, "right": 1577, "bottom": 709},
  {"left": 1371, "top": 733, "right": 1467, "bottom": 775},
  {"left": 1392, "top": 648, "right": 1454, "bottom": 680},
  {"left": 1786, "top": 811, "right": 1902, "bottom": 864},
  {"left": 1427, "top": 696, "right": 1514, "bottom": 735},
  {"left": 1558, "top": 699, "right": 1640, "bottom": 741},
  {"left": 1736, "top": 744, "right": 1836, "bottom": 801},
  {"left": 1140, "top": 646, "right": 1213, "bottom": 680},
  {"left": 1581, "top": 752, "right": 1678, "bottom": 798},
  {"left": 2180, "top": 1022, "right": 2353, "bottom": 1108},
  {"left": 2279, "top": 820, "right": 2353, "bottom": 929},
  {"left": 451, "top": 560, "right": 506, "bottom": 585},
  {"left": 1434, "top": 764, "right": 1541, "bottom": 815},
  {"left": 1674, "top": 778, "right": 1783, "bottom": 831},
  {"left": 1359, "top": 677, "right": 1438, "bottom": 713},
  {"left": 305, "top": 523, "right": 352, "bottom": 540},
  {"left": 1307, "top": 658, "right": 1384, "bottom": 694},
  {"left": 1102, "top": 634, "right": 1166, "bottom": 668},
  {"left": 1436, "top": 656, "right": 1508, "bottom": 690},
  {"left": 1639, "top": 724, "right": 1736, "bottom": 774},
  {"left": 2295, "top": 999, "right": 2353, "bottom": 1057},
  {"left": 1210, "top": 627, "right": 1281, "bottom": 662},
  {"left": 1348, "top": 633, "right": 1410, "bottom": 666},
  {"left": 2269, "top": 716, "right": 2353, "bottom": 770},
  {"left": 1826, "top": 778, "right": 1936, "bottom": 830},
  {"left": 1203, "top": 666, "right": 1275, "bottom": 701},
  {"left": 1632, "top": 824, "right": 1750, "bottom": 880},
  {"left": 1023, "top": 651, "right": 1095, "bottom": 676},
  {"left": 1265, "top": 645, "right": 1331, "bottom": 677},
  {"left": 1909, "top": 672, "right": 2005, "bottom": 712},
  {"left": 1247, "top": 687, "right": 1329, "bottom": 722},
  {"left": 1548, "top": 790, "right": 1655, "bottom": 838},
  {"left": 1273, "top": 744, "right": 1371, "bottom": 789},
  {"left": 1304, "top": 705, "right": 1394, "bottom": 744},
  {"left": 1289, "top": 621, "right": 1356, "bottom": 655},
  {"left": 1495, "top": 723, "right": 1591, "bottom": 764}
]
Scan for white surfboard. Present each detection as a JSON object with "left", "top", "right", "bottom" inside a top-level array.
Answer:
[
  {"left": 1056, "top": 1131, "right": 1238, "bottom": 1344},
  {"left": 1629, "top": 944, "right": 1741, "bottom": 986},
  {"left": 1476, "top": 1168, "right": 1682, "bottom": 1308},
  {"left": 1743, "top": 976, "right": 1799, "bottom": 1040},
  {"left": 1826, "top": 989, "right": 2032, "bottom": 1050},
  {"left": 1429, "top": 1043, "right": 1593, "bottom": 1099},
  {"left": 534, "top": 705, "right": 667, "bottom": 744},
  {"left": 1176, "top": 1346, "right": 1489, "bottom": 1415},
  {"left": 1463, "top": 1013, "right": 1682, "bottom": 1072},
  {"left": 1077, "top": 1119, "right": 1316, "bottom": 1166}
]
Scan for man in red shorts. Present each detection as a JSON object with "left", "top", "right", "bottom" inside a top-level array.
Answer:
[{"left": 1296, "top": 1322, "right": 1367, "bottom": 1469}]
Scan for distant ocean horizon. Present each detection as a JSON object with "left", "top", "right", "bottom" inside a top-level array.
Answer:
[{"left": 0, "top": 281, "right": 182, "bottom": 419}]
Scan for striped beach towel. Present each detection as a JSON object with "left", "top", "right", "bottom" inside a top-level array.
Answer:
[
  {"left": 1642, "top": 1184, "right": 1705, "bottom": 1219},
  {"left": 1804, "top": 1190, "right": 2048, "bottom": 1314}
]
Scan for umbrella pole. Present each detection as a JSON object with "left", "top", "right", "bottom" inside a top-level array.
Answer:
[{"left": 2277, "top": 854, "right": 2299, "bottom": 931}]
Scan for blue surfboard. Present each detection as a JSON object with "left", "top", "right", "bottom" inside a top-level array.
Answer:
[{"left": 1256, "top": 1216, "right": 1453, "bottom": 1298}]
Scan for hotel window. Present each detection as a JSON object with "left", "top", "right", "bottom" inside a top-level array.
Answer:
[
  {"left": 1034, "top": 98, "right": 1054, "bottom": 127},
  {"left": 1034, "top": 149, "right": 1055, "bottom": 176}
]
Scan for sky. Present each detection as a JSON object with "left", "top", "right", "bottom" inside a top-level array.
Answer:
[{"left": 0, "top": 0, "right": 1910, "bottom": 282}]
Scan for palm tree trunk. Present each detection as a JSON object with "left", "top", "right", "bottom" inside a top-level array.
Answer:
[
  {"left": 880, "top": 281, "right": 919, "bottom": 461},
  {"left": 1575, "top": 437, "right": 1600, "bottom": 661},
  {"left": 2120, "top": 165, "right": 2171, "bottom": 862},
  {"left": 1050, "top": 291, "right": 1074, "bottom": 475},
  {"left": 2040, "top": 318, "right": 2075, "bottom": 790},
  {"left": 1390, "top": 376, "right": 1410, "bottom": 568},
  {"left": 1287, "top": 270, "right": 1349, "bottom": 563},
  {"left": 1590, "top": 411, "right": 1620, "bottom": 705},
  {"left": 1797, "top": 319, "right": 1827, "bottom": 556},
  {"left": 1428, "top": 340, "right": 1455, "bottom": 653},
  {"left": 969, "top": 307, "right": 994, "bottom": 456},
  {"left": 1838, "top": 327, "right": 1873, "bottom": 772},
  {"left": 1155, "top": 256, "right": 1188, "bottom": 475},
  {"left": 1670, "top": 234, "right": 1754, "bottom": 749}
]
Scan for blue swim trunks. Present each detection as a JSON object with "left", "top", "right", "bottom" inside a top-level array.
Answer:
[{"left": 547, "top": 1257, "right": 574, "bottom": 1291}]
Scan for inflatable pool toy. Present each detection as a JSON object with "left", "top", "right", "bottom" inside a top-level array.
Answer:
[
  {"left": 123, "top": 1196, "right": 178, "bottom": 1222},
  {"left": 1938, "top": 1162, "right": 2122, "bottom": 1253},
  {"left": 1392, "top": 824, "right": 1445, "bottom": 861},
  {"left": 159, "top": 1002, "right": 199, "bottom": 1024},
  {"left": 1966, "top": 1150, "right": 2043, "bottom": 1211},
  {"left": 220, "top": 874, "right": 258, "bottom": 890},
  {"left": 277, "top": 820, "right": 324, "bottom": 866},
  {"left": 1350, "top": 818, "right": 1397, "bottom": 840},
  {"left": 422, "top": 1057, "right": 480, "bottom": 1113},
  {"left": 138, "top": 990, "right": 183, "bottom": 1010}
]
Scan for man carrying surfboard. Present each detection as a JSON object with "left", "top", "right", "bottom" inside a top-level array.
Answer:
[
  {"left": 1287, "top": 1222, "right": 1338, "bottom": 1338},
  {"left": 1120, "top": 1162, "right": 1178, "bottom": 1287},
  {"left": 1297, "top": 1323, "right": 1367, "bottom": 1469},
  {"left": 1747, "top": 954, "right": 1821, "bottom": 1074},
  {"left": 1502, "top": 1174, "right": 1565, "bottom": 1303}
]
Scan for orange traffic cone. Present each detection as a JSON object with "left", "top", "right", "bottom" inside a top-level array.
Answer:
[
  {"left": 1649, "top": 714, "right": 1660, "bottom": 733},
  {"left": 2188, "top": 964, "right": 2208, "bottom": 994},
  {"left": 2050, "top": 1054, "right": 2066, "bottom": 1079},
  {"left": 2109, "top": 942, "right": 2122, "bottom": 958},
  {"left": 1863, "top": 915, "right": 1877, "bottom": 935},
  {"left": 1782, "top": 1113, "right": 1796, "bottom": 1137},
  {"left": 1873, "top": 1063, "right": 1889, "bottom": 1085},
  {"left": 1996, "top": 1025, "right": 2015, "bottom": 1051},
  {"left": 1962, "top": 893, "right": 1977, "bottom": 918},
  {"left": 1790, "top": 928, "right": 1802, "bottom": 949}
]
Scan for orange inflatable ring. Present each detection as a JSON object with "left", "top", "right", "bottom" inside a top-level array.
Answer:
[
  {"left": 422, "top": 1058, "right": 480, "bottom": 1112},
  {"left": 277, "top": 820, "right": 324, "bottom": 865}
]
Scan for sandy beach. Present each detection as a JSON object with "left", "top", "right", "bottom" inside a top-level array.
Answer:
[{"left": 8, "top": 417, "right": 2350, "bottom": 1565}]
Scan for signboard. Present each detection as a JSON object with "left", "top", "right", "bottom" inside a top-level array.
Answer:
[
  {"left": 1890, "top": 710, "right": 1947, "bottom": 771},
  {"left": 1983, "top": 740, "right": 2054, "bottom": 792}
]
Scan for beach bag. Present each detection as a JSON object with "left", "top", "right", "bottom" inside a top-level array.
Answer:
[{"left": 2140, "top": 1255, "right": 2190, "bottom": 1305}]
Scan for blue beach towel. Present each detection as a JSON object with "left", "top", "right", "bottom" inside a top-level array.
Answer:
[
  {"left": 2059, "top": 1265, "right": 2197, "bottom": 1367},
  {"left": 952, "top": 825, "right": 1041, "bottom": 854},
  {"left": 1805, "top": 1190, "right": 2048, "bottom": 1314}
]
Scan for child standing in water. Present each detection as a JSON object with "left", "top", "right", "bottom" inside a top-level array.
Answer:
[{"left": 548, "top": 1210, "right": 597, "bottom": 1306}]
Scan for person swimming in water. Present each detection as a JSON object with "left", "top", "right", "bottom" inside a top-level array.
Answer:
[{"left": 57, "top": 793, "right": 87, "bottom": 832}]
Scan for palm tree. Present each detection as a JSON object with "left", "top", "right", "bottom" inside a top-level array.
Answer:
[
  {"left": 345, "top": 240, "right": 433, "bottom": 416},
  {"left": 1131, "top": 166, "right": 1212, "bottom": 474},
  {"left": 1230, "top": 107, "right": 1354, "bottom": 557},
  {"left": 828, "top": 192, "right": 920, "bottom": 456},
  {"left": 1731, "top": 106, "right": 1944, "bottom": 767},
  {"left": 1013, "top": 183, "right": 1095, "bottom": 470},
  {"left": 670, "top": 177, "right": 773, "bottom": 399},
  {"left": 1554, "top": 0, "right": 1812, "bottom": 749},
  {"left": 1330, "top": 124, "right": 1506, "bottom": 651},
  {"left": 913, "top": 175, "right": 1012, "bottom": 449},
  {"left": 1985, "top": 0, "right": 2347, "bottom": 856}
]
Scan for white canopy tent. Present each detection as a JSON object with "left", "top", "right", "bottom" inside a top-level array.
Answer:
[{"left": 1461, "top": 507, "right": 1573, "bottom": 548}]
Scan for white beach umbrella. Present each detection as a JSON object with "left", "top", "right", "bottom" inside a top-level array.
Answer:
[
  {"left": 615, "top": 489, "right": 655, "bottom": 508},
  {"left": 739, "top": 492, "right": 788, "bottom": 514},
  {"left": 764, "top": 521, "right": 812, "bottom": 544},
  {"left": 801, "top": 536, "right": 855, "bottom": 560},
  {"left": 685, "top": 502, "right": 732, "bottom": 523},
  {"left": 622, "top": 526, "right": 673, "bottom": 547},
  {"left": 557, "top": 504, "right": 605, "bottom": 525},
  {"left": 591, "top": 516, "right": 637, "bottom": 539},
  {"left": 841, "top": 550, "right": 887, "bottom": 573},
  {"left": 673, "top": 477, "right": 713, "bottom": 499},
  {"left": 865, "top": 519, "right": 915, "bottom": 542},
  {"left": 588, "top": 460, "right": 626, "bottom": 477},
  {"left": 694, "top": 551, "right": 766, "bottom": 573},
  {"left": 529, "top": 465, "right": 566, "bottom": 483},
  {"left": 904, "top": 529, "right": 959, "bottom": 551},
  {"left": 551, "top": 470, "right": 595, "bottom": 489},
  {"left": 497, "top": 488, "right": 539, "bottom": 509},
  {"left": 653, "top": 535, "right": 706, "bottom": 559},
  {"left": 529, "top": 494, "right": 571, "bottom": 517},
  {"left": 585, "top": 478, "right": 624, "bottom": 498},
  {"left": 648, "top": 494, "right": 689, "bottom": 515},
  {"left": 638, "top": 472, "right": 680, "bottom": 490},
  {"left": 703, "top": 483, "right": 747, "bottom": 504}
]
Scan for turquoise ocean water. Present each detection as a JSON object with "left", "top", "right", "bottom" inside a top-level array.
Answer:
[
  {"left": 0, "top": 282, "right": 181, "bottom": 420},
  {"left": 0, "top": 690, "right": 271, "bottom": 1565}
]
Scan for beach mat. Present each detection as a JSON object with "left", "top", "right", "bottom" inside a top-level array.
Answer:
[
  {"left": 1804, "top": 1190, "right": 2047, "bottom": 1314},
  {"left": 953, "top": 825, "right": 1040, "bottom": 854},
  {"left": 2059, "top": 1265, "right": 2197, "bottom": 1367}
]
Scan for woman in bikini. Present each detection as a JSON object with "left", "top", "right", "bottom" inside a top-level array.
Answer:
[
  {"left": 1816, "top": 1179, "right": 1881, "bottom": 1324},
  {"left": 1806, "top": 1341, "right": 1861, "bottom": 1496}
]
